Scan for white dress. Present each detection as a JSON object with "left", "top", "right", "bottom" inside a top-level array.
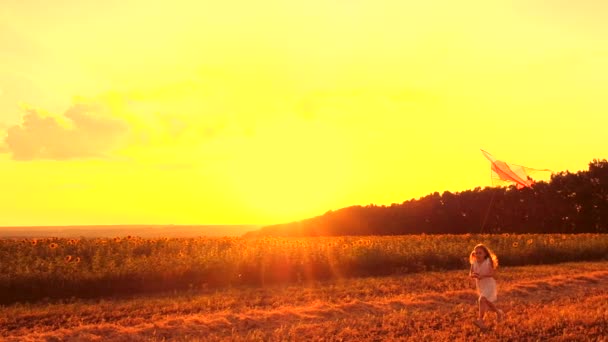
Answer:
[{"left": 472, "top": 258, "right": 497, "bottom": 302}]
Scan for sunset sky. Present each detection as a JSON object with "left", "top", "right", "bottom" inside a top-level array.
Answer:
[{"left": 1, "top": 1, "right": 606, "bottom": 226}]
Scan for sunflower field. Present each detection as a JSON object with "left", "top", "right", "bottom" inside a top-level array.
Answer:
[{"left": 1, "top": 234, "right": 607, "bottom": 304}]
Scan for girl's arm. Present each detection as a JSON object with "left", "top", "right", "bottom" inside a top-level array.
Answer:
[{"left": 469, "top": 264, "right": 478, "bottom": 278}]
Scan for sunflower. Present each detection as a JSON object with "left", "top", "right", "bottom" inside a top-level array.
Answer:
[
  {"left": 49, "top": 243, "right": 59, "bottom": 249},
  {"left": 74, "top": 257, "right": 81, "bottom": 263},
  {"left": 512, "top": 242, "right": 519, "bottom": 248},
  {"left": 65, "top": 255, "right": 72, "bottom": 262},
  {"left": 527, "top": 239, "right": 534, "bottom": 245},
  {"left": 31, "top": 239, "right": 38, "bottom": 246}
]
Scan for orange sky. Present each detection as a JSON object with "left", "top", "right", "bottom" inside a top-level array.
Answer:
[{"left": 1, "top": 1, "right": 607, "bottom": 226}]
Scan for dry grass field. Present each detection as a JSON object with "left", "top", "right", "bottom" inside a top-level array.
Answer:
[{"left": 1, "top": 260, "right": 607, "bottom": 341}]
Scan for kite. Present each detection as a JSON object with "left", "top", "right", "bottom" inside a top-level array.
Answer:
[{"left": 480, "top": 149, "right": 551, "bottom": 189}]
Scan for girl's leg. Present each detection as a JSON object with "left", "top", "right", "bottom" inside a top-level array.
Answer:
[
  {"left": 475, "top": 297, "right": 488, "bottom": 328},
  {"left": 482, "top": 297, "right": 498, "bottom": 313},
  {"left": 481, "top": 298, "right": 505, "bottom": 322}
]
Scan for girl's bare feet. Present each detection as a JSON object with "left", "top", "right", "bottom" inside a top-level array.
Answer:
[
  {"left": 474, "top": 319, "right": 488, "bottom": 330},
  {"left": 497, "top": 309, "right": 505, "bottom": 323}
]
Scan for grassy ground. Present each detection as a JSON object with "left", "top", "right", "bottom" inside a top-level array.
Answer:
[{"left": 1, "top": 260, "right": 607, "bottom": 341}]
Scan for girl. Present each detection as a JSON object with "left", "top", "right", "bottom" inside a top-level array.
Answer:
[{"left": 469, "top": 244, "right": 504, "bottom": 329}]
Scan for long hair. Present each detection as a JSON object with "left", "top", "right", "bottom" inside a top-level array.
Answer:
[{"left": 469, "top": 243, "right": 498, "bottom": 268}]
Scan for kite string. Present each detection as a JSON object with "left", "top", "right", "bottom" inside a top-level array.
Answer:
[
  {"left": 480, "top": 165, "right": 496, "bottom": 234},
  {"left": 480, "top": 189, "right": 497, "bottom": 234}
]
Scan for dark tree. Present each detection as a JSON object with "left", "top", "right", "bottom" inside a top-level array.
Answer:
[{"left": 244, "top": 159, "right": 608, "bottom": 237}]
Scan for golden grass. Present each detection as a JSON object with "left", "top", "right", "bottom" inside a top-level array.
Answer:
[{"left": 0, "top": 261, "right": 606, "bottom": 341}]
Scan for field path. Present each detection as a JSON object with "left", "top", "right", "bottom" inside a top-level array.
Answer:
[{"left": 1, "top": 261, "right": 607, "bottom": 341}]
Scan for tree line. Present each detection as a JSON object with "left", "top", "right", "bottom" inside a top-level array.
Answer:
[{"left": 245, "top": 159, "right": 608, "bottom": 237}]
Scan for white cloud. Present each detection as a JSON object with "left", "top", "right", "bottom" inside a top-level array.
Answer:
[{"left": 2, "top": 104, "right": 128, "bottom": 160}]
